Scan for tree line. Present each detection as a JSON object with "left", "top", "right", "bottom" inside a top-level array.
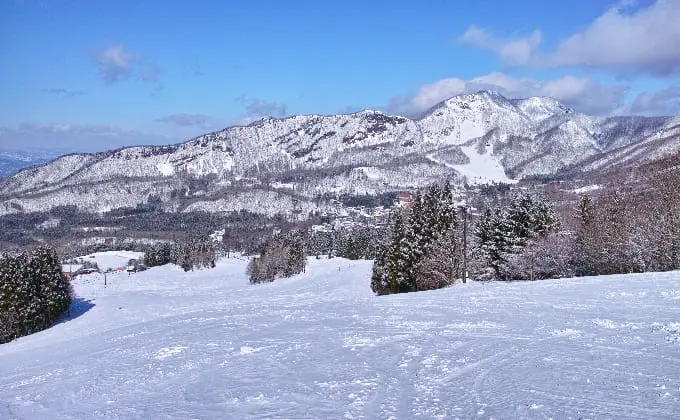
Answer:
[
  {"left": 370, "top": 165, "right": 680, "bottom": 295},
  {"left": 144, "top": 238, "right": 216, "bottom": 272}
]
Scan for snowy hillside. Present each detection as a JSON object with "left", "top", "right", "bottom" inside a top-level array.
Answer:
[
  {"left": 0, "top": 91, "right": 675, "bottom": 216},
  {"left": 2, "top": 257, "right": 680, "bottom": 419}
]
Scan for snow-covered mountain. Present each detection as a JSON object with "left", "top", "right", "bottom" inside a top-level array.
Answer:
[
  {"left": 580, "top": 115, "right": 680, "bottom": 173},
  {"left": 0, "top": 91, "right": 675, "bottom": 216}
]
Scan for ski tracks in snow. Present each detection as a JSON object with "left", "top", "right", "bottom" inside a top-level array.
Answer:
[{"left": 1, "top": 259, "right": 680, "bottom": 419}]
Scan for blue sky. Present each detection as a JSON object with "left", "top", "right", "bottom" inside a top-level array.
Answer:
[{"left": 0, "top": 0, "right": 678, "bottom": 152}]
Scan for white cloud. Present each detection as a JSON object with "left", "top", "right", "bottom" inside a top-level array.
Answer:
[
  {"left": 458, "top": 0, "right": 680, "bottom": 75},
  {"left": 549, "top": 0, "right": 680, "bottom": 74},
  {"left": 630, "top": 84, "right": 680, "bottom": 115},
  {"left": 3, "top": 123, "right": 175, "bottom": 152},
  {"left": 229, "top": 97, "right": 288, "bottom": 125},
  {"left": 40, "top": 88, "right": 86, "bottom": 98},
  {"left": 93, "top": 45, "right": 163, "bottom": 87},
  {"left": 241, "top": 98, "right": 287, "bottom": 118},
  {"left": 95, "top": 45, "right": 134, "bottom": 84},
  {"left": 458, "top": 26, "right": 541, "bottom": 65},
  {"left": 387, "top": 72, "right": 629, "bottom": 116},
  {"left": 154, "top": 113, "right": 218, "bottom": 129}
]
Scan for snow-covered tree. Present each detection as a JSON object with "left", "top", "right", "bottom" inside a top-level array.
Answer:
[
  {"left": 504, "top": 233, "right": 574, "bottom": 280},
  {"left": 371, "top": 181, "right": 460, "bottom": 294},
  {"left": 248, "top": 229, "right": 306, "bottom": 283},
  {"left": 0, "top": 246, "right": 72, "bottom": 344},
  {"left": 172, "top": 238, "right": 216, "bottom": 272},
  {"left": 144, "top": 243, "right": 175, "bottom": 267},
  {"left": 472, "top": 192, "right": 559, "bottom": 280}
]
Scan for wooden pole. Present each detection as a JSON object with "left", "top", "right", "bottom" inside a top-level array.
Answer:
[{"left": 462, "top": 205, "right": 468, "bottom": 284}]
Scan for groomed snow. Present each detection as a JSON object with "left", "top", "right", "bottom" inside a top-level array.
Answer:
[
  {"left": 428, "top": 146, "right": 517, "bottom": 185},
  {"left": 572, "top": 184, "right": 602, "bottom": 194},
  {"left": 78, "top": 250, "right": 145, "bottom": 271},
  {"left": 2, "top": 258, "right": 680, "bottom": 419}
]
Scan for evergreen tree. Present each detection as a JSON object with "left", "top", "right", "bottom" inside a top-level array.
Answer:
[
  {"left": 386, "top": 211, "right": 409, "bottom": 293},
  {"left": 371, "top": 181, "right": 461, "bottom": 294},
  {"left": 34, "top": 247, "right": 72, "bottom": 329},
  {"left": 472, "top": 192, "right": 558, "bottom": 280},
  {"left": 402, "top": 192, "right": 425, "bottom": 291},
  {"left": 573, "top": 194, "right": 598, "bottom": 276},
  {"left": 247, "top": 229, "right": 306, "bottom": 283},
  {"left": 437, "top": 181, "right": 457, "bottom": 233},
  {"left": 370, "top": 243, "right": 391, "bottom": 295},
  {"left": 0, "top": 246, "right": 72, "bottom": 344}
]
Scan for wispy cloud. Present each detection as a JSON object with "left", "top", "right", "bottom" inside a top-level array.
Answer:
[
  {"left": 92, "top": 44, "right": 163, "bottom": 89},
  {"left": 3, "top": 123, "right": 174, "bottom": 152},
  {"left": 154, "top": 113, "right": 218, "bottom": 129},
  {"left": 227, "top": 97, "right": 289, "bottom": 126},
  {"left": 458, "top": 0, "right": 680, "bottom": 75},
  {"left": 387, "top": 72, "right": 629, "bottom": 117},
  {"left": 40, "top": 88, "right": 86, "bottom": 98},
  {"left": 187, "top": 59, "right": 205, "bottom": 76},
  {"left": 94, "top": 45, "right": 134, "bottom": 84},
  {"left": 457, "top": 26, "right": 542, "bottom": 66},
  {"left": 241, "top": 97, "right": 287, "bottom": 118},
  {"left": 139, "top": 62, "right": 162, "bottom": 83},
  {"left": 629, "top": 83, "right": 680, "bottom": 116}
]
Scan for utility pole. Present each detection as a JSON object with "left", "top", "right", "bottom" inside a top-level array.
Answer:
[{"left": 461, "top": 205, "right": 468, "bottom": 284}]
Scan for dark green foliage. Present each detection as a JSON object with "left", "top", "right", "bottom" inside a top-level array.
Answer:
[
  {"left": 144, "top": 243, "right": 176, "bottom": 268},
  {"left": 308, "top": 226, "right": 385, "bottom": 261},
  {"left": 173, "top": 238, "right": 216, "bottom": 272},
  {"left": 143, "top": 239, "right": 216, "bottom": 272},
  {"left": 472, "top": 191, "right": 559, "bottom": 280},
  {"left": 371, "top": 181, "right": 459, "bottom": 295},
  {"left": 248, "top": 230, "right": 306, "bottom": 283},
  {"left": 0, "top": 246, "right": 73, "bottom": 344}
]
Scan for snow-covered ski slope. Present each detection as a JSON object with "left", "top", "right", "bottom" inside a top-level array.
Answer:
[{"left": 2, "top": 257, "right": 680, "bottom": 419}]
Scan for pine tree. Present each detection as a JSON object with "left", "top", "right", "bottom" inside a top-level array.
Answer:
[
  {"left": 34, "top": 246, "right": 72, "bottom": 329},
  {"left": 473, "top": 207, "right": 506, "bottom": 278},
  {"left": 573, "top": 194, "right": 597, "bottom": 276},
  {"left": 0, "top": 247, "right": 72, "bottom": 344},
  {"left": 371, "top": 182, "right": 462, "bottom": 294},
  {"left": 370, "top": 243, "right": 391, "bottom": 295},
  {"left": 381, "top": 211, "right": 412, "bottom": 293},
  {"left": 437, "top": 181, "right": 457, "bottom": 233}
]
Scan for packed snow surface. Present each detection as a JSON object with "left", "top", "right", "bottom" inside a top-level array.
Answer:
[
  {"left": 2, "top": 258, "right": 680, "bottom": 419},
  {"left": 427, "top": 146, "right": 516, "bottom": 185},
  {"left": 572, "top": 184, "right": 602, "bottom": 194},
  {"left": 78, "top": 250, "right": 145, "bottom": 271}
]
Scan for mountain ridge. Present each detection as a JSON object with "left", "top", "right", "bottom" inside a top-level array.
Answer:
[{"left": 0, "top": 91, "right": 676, "bottom": 216}]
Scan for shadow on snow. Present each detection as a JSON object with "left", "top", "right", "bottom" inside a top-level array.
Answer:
[{"left": 57, "top": 297, "right": 95, "bottom": 324}]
